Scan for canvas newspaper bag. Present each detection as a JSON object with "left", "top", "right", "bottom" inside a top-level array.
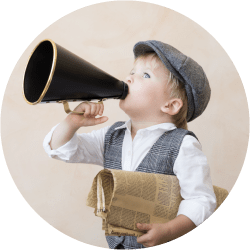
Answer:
[{"left": 86, "top": 169, "right": 228, "bottom": 237}]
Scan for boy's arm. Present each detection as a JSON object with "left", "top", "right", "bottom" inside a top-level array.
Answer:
[
  {"left": 174, "top": 135, "right": 217, "bottom": 226},
  {"left": 43, "top": 101, "right": 109, "bottom": 165},
  {"left": 137, "top": 135, "right": 216, "bottom": 247},
  {"left": 49, "top": 101, "right": 108, "bottom": 150},
  {"left": 49, "top": 119, "right": 79, "bottom": 150},
  {"left": 136, "top": 215, "right": 196, "bottom": 247}
]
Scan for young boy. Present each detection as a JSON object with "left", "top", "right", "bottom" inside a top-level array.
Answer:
[{"left": 43, "top": 40, "right": 216, "bottom": 249}]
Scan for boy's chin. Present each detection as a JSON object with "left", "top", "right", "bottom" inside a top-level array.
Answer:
[
  {"left": 119, "top": 99, "right": 126, "bottom": 110},
  {"left": 119, "top": 100, "right": 132, "bottom": 115}
]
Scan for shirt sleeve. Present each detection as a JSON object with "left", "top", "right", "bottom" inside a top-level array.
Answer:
[
  {"left": 43, "top": 123, "right": 111, "bottom": 166},
  {"left": 173, "top": 135, "right": 217, "bottom": 226}
]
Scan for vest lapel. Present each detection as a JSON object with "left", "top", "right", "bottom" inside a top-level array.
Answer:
[
  {"left": 135, "top": 130, "right": 176, "bottom": 175},
  {"left": 104, "top": 123, "right": 126, "bottom": 171}
]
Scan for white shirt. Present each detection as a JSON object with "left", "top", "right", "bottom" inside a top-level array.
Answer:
[{"left": 43, "top": 119, "right": 216, "bottom": 226}]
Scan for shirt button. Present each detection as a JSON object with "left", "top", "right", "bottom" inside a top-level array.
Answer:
[{"left": 128, "top": 151, "right": 131, "bottom": 156}]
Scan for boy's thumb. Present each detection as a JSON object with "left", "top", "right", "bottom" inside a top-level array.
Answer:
[{"left": 95, "top": 116, "right": 108, "bottom": 125}]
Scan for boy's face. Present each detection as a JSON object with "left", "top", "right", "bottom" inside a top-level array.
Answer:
[{"left": 119, "top": 55, "right": 172, "bottom": 121}]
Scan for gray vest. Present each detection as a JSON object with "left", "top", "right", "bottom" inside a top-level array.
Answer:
[{"left": 103, "top": 122, "right": 198, "bottom": 249}]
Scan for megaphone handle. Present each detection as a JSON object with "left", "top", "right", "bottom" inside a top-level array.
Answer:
[{"left": 60, "top": 100, "right": 103, "bottom": 115}]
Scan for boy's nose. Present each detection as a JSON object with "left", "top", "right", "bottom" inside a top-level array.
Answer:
[{"left": 125, "top": 75, "right": 133, "bottom": 84}]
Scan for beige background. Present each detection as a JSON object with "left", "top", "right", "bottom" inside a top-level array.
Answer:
[{"left": 1, "top": 1, "right": 249, "bottom": 248}]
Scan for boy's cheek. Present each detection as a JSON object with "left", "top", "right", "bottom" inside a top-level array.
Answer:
[{"left": 132, "top": 83, "right": 143, "bottom": 93}]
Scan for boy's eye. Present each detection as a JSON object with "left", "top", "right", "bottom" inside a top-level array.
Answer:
[{"left": 143, "top": 73, "right": 150, "bottom": 78}]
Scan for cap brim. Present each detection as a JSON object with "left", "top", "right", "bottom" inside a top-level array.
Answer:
[{"left": 133, "top": 42, "right": 155, "bottom": 58}]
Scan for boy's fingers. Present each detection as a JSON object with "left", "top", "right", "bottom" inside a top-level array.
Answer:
[
  {"left": 136, "top": 234, "right": 148, "bottom": 244},
  {"left": 96, "top": 103, "right": 102, "bottom": 116},
  {"left": 83, "top": 104, "right": 91, "bottom": 117},
  {"left": 90, "top": 102, "right": 97, "bottom": 115},
  {"left": 137, "top": 223, "right": 152, "bottom": 231},
  {"left": 99, "top": 104, "right": 104, "bottom": 116},
  {"left": 76, "top": 101, "right": 104, "bottom": 119}
]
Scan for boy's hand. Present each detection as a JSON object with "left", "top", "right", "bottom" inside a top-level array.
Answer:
[
  {"left": 136, "top": 223, "right": 171, "bottom": 247},
  {"left": 136, "top": 215, "right": 196, "bottom": 247},
  {"left": 64, "top": 101, "right": 108, "bottom": 129}
]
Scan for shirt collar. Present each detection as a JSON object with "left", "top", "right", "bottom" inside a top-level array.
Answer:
[{"left": 114, "top": 119, "right": 177, "bottom": 133}]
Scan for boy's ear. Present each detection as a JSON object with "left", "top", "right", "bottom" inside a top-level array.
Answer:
[{"left": 161, "top": 98, "right": 183, "bottom": 115}]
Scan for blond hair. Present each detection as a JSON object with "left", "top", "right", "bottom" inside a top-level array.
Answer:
[{"left": 135, "top": 52, "right": 188, "bottom": 130}]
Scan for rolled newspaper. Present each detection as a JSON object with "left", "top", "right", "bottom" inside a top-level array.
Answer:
[{"left": 86, "top": 169, "right": 228, "bottom": 237}]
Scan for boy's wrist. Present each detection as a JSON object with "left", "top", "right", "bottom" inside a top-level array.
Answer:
[
  {"left": 49, "top": 118, "right": 79, "bottom": 150},
  {"left": 64, "top": 115, "right": 81, "bottom": 131},
  {"left": 162, "top": 221, "right": 173, "bottom": 239},
  {"left": 167, "top": 215, "right": 196, "bottom": 241}
]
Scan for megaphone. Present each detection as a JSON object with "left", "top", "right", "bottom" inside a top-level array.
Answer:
[{"left": 22, "top": 39, "right": 128, "bottom": 114}]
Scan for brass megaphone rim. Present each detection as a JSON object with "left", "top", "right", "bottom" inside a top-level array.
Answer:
[{"left": 22, "top": 38, "right": 57, "bottom": 105}]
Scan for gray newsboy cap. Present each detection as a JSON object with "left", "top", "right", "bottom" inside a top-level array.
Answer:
[{"left": 133, "top": 40, "right": 211, "bottom": 122}]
